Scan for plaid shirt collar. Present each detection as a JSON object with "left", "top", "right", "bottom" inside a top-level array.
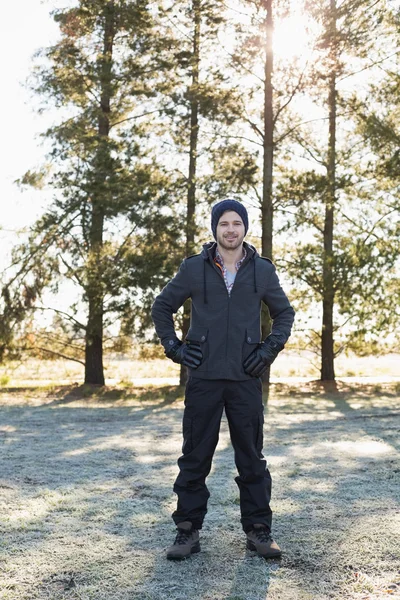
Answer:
[
  {"left": 214, "top": 245, "right": 247, "bottom": 294},
  {"left": 215, "top": 245, "right": 247, "bottom": 270}
]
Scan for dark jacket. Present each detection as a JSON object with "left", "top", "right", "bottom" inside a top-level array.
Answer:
[{"left": 151, "top": 240, "right": 295, "bottom": 381}]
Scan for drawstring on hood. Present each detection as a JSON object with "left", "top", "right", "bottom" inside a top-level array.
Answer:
[
  {"left": 253, "top": 259, "right": 258, "bottom": 293},
  {"left": 203, "top": 259, "right": 208, "bottom": 305},
  {"left": 201, "top": 241, "right": 258, "bottom": 304}
]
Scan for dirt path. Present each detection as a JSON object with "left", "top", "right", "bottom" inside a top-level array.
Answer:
[{"left": 0, "top": 384, "right": 399, "bottom": 600}]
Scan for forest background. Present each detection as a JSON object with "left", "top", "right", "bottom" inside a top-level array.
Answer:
[{"left": 1, "top": 0, "right": 399, "bottom": 387}]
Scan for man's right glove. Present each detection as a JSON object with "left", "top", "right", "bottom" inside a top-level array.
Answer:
[
  {"left": 165, "top": 340, "right": 203, "bottom": 369},
  {"left": 243, "top": 335, "right": 285, "bottom": 378}
]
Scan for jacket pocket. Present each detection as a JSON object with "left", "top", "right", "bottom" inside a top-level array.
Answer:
[
  {"left": 185, "top": 327, "right": 209, "bottom": 371},
  {"left": 242, "top": 328, "right": 261, "bottom": 362}
]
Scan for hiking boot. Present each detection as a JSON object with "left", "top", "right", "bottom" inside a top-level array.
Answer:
[
  {"left": 246, "top": 524, "right": 282, "bottom": 558},
  {"left": 166, "top": 521, "right": 200, "bottom": 560}
]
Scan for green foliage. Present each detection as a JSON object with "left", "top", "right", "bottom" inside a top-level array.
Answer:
[
  {"left": 157, "top": 0, "right": 259, "bottom": 215},
  {"left": 2, "top": 1, "right": 183, "bottom": 375},
  {"left": 273, "top": 0, "right": 399, "bottom": 365}
]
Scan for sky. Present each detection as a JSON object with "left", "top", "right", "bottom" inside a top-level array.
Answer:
[
  {"left": 1, "top": 1, "right": 59, "bottom": 238},
  {"left": 0, "top": 1, "right": 74, "bottom": 321}
]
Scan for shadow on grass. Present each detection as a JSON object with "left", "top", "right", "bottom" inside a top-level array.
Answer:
[
  {"left": 0, "top": 382, "right": 399, "bottom": 600},
  {"left": 50, "top": 383, "right": 186, "bottom": 406},
  {"left": 0, "top": 383, "right": 186, "bottom": 410},
  {"left": 271, "top": 379, "right": 400, "bottom": 401},
  {"left": 1, "top": 379, "right": 398, "bottom": 403}
]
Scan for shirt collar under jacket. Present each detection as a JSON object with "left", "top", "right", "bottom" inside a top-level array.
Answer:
[
  {"left": 200, "top": 240, "right": 258, "bottom": 305},
  {"left": 214, "top": 245, "right": 247, "bottom": 295}
]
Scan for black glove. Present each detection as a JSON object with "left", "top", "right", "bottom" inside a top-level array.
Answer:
[
  {"left": 165, "top": 340, "right": 203, "bottom": 369},
  {"left": 243, "top": 335, "right": 285, "bottom": 378}
]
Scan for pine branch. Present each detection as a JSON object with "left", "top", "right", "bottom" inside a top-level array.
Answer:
[
  {"left": 31, "top": 307, "right": 86, "bottom": 331},
  {"left": 276, "top": 208, "right": 324, "bottom": 234},
  {"left": 273, "top": 62, "right": 309, "bottom": 126},
  {"left": 113, "top": 223, "right": 140, "bottom": 262},
  {"left": 35, "top": 332, "right": 84, "bottom": 352},
  {"left": 333, "top": 343, "right": 347, "bottom": 358},
  {"left": 294, "top": 134, "right": 327, "bottom": 167},
  {"left": 278, "top": 259, "right": 323, "bottom": 294},
  {"left": 32, "top": 346, "right": 85, "bottom": 365},
  {"left": 57, "top": 253, "right": 85, "bottom": 288},
  {"left": 110, "top": 109, "right": 162, "bottom": 129},
  {"left": 217, "top": 133, "right": 263, "bottom": 147},
  {"left": 337, "top": 206, "right": 397, "bottom": 244},
  {"left": 333, "top": 314, "right": 355, "bottom": 331},
  {"left": 3, "top": 212, "right": 81, "bottom": 286},
  {"left": 337, "top": 50, "right": 400, "bottom": 83},
  {"left": 274, "top": 112, "right": 357, "bottom": 144},
  {"left": 246, "top": 118, "right": 264, "bottom": 142},
  {"left": 249, "top": 184, "right": 262, "bottom": 204},
  {"left": 228, "top": 52, "right": 265, "bottom": 84}
]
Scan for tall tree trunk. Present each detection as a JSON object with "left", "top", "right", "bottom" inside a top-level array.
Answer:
[
  {"left": 85, "top": 1, "right": 115, "bottom": 385},
  {"left": 180, "top": 0, "right": 201, "bottom": 386},
  {"left": 321, "top": 0, "right": 336, "bottom": 382},
  {"left": 261, "top": 0, "right": 274, "bottom": 394},
  {"left": 85, "top": 203, "right": 105, "bottom": 385}
]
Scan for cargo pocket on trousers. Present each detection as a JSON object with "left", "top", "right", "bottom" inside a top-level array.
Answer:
[
  {"left": 182, "top": 416, "right": 193, "bottom": 454},
  {"left": 185, "top": 327, "right": 209, "bottom": 371},
  {"left": 255, "top": 412, "right": 264, "bottom": 454}
]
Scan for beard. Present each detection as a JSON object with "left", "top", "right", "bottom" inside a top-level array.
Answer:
[{"left": 217, "top": 233, "right": 245, "bottom": 251}]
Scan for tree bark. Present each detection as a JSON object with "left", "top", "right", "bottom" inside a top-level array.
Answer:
[
  {"left": 261, "top": 0, "right": 274, "bottom": 393},
  {"left": 85, "top": 202, "right": 105, "bottom": 385},
  {"left": 321, "top": 0, "right": 336, "bottom": 382},
  {"left": 180, "top": 0, "right": 201, "bottom": 386},
  {"left": 85, "top": 1, "right": 115, "bottom": 385}
]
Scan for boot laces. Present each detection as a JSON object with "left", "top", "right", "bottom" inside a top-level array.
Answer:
[
  {"left": 174, "top": 528, "right": 193, "bottom": 545},
  {"left": 254, "top": 527, "right": 271, "bottom": 543}
]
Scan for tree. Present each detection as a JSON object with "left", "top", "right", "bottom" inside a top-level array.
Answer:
[
  {"left": 10, "top": 0, "right": 181, "bottom": 384},
  {"left": 276, "top": 0, "right": 391, "bottom": 380},
  {"left": 348, "top": 8, "right": 400, "bottom": 351},
  {"left": 227, "top": 0, "right": 310, "bottom": 392},
  {"left": 158, "top": 0, "right": 259, "bottom": 385}
]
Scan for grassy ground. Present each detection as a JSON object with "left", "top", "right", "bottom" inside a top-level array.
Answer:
[
  {"left": 0, "top": 382, "right": 399, "bottom": 600},
  {"left": 0, "top": 352, "right": 399, "bottom": 387}
]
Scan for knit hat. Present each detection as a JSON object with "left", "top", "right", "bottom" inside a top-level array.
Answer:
[{"left": 211, "top": 199, "right": 249, "bottom": 240}]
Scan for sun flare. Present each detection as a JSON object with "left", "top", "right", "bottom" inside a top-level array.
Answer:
[{"left": 273, "top": 12, "right": 316, "bottom": 62}]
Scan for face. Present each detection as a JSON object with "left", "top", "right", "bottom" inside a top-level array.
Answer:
[{"left": 216, "top": 210, "right": 246, "bottom": 251}]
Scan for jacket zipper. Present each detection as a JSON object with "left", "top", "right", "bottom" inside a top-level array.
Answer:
[
  {"left": 207, "top": 252, "right": 253, "bottom": 360},
  {"left": 207, "top": 258, "right": 230, "bottom": 358}
]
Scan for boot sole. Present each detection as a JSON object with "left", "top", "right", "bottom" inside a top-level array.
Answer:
[
  {"left": 166, "top": 541, "right": 201, "bottom": 560},
  {"left": 246, "top": 539, "right": 282, "bottom": 559}
]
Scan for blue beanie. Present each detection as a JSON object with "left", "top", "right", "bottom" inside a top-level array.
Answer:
[{"left": 211, "top": 199, "right": 249, "bottom": 240}]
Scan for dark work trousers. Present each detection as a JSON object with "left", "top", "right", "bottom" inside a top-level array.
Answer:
[{"left": 172, "top": 376, "right": 272, "bottom": 533}]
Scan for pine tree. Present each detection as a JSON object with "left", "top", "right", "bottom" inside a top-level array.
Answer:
[
  {"left": 227, "top": 0, "right": 311, "bottom": 392},
  {"left": 10, "top": 0, "right": 180, "bottom": 383},
  {"left": 156, "top": 0, "right": 258, "bottom": 384},
  {"left": 347, "top": 8, "right": 400, "bottom": 352},
  {"left": 276, "top": 0, "right": 390, "bottom": 380}
]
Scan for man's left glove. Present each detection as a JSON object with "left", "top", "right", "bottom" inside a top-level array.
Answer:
[
  {"left": 243, "top": 335, "right": 285, "bottom": 378},
  {"left": 165, "top": 340, "right": 203, "bottom": 369}
]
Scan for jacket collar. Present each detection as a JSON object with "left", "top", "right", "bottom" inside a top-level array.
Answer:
[
  {"left": 200, "top": 241, "right": 258, "bottom": 305},
  {"left": 201, "top": 240, "right": 258, "bottom": 262}
]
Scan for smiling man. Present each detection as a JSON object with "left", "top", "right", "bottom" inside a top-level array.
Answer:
[{"left": 151, "top": 198, "right": 295, "bottom": 560}]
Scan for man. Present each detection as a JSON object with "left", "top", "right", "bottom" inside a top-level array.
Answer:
[{"left": 151, "top": 198, "right": 295, "bottom": 560}]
